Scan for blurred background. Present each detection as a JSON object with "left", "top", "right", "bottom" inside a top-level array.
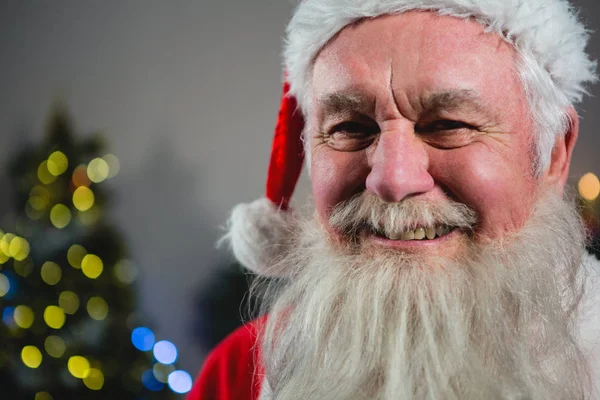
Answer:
[{"left": 0, "top": 1, "right": 598, "bottom": 398}]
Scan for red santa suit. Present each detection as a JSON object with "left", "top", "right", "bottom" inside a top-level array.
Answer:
[{"left": 187, "top": 318, "right": 265, "bottom": 400}]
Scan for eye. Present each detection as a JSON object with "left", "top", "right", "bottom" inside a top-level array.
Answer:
[
  {"left": 415, "top": 119, "right": 478, "bottom": 149},
  {"left": 324, "top": 121, "right": 379, "bottom": 151},
  {"left": 416, "top": 120, "right": 474, "bottom": 133}
]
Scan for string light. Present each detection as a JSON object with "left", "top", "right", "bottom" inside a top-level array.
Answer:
[
  {"left": 9, "top": 236, "right": 30, "bottom": 261},
  {"left": 44, "top": 305, "right": 66, "bottom": 329},
  {"left": 22, "top": 345, "right": 43, "bottom": 368},
  {"left": 67, "top": 245, "right": 87, "bottom": 269},
  {"left": 44, "top": 335, "right": 66, "bottom": 358},
  {"left": 34, "top": 392, "right": 53, "bottom": 400},
  {"left": 50, "top": 204, "right": 72, "bottom": 229},
  {"left": 41, "top": 262, "right": 62, "bottom": 286},
  {"left": 579, "top": 172, "right": 600, "bottom": 201},
  {"left": 167, "top": 370, "right": 193, "bottom": 394},
  {"left": 47, "top": 151, "right": 68, "bottom": 176},
  {"left": 0, "top": 233, "right": 15, "bottom": 256},
  {"left": 14, "top": 259, "right": 34, "bottom": 277},
  {"left": 72, "top": 164, "right": 91, "bottom": 187},
  {"left": 113, "top": 259, "right": 139, "bottom": 286},
  {"left": 87, "top": 158, "right": 109, "bottom": 183},
  {"left": 37, "top": 161, "right": 57, "bottom": 185},
  {"left": 73, "top": 186, "right": 95, "bottom": 211},
  {"left": 0, "top": 273, "right": 9, "bottom": 297},
  {"left": 153, "top": 340, "right": 177, "bottom": 364},
  {"left": 103, "top": 153, "right": 120, "bottom": 178},
  {"left": 81, "top": 254, "right": 103, "bottom": 279},
  {"left": 131, "top": 327, "right": 155, "bottom": 351},
  {"left": 68, "top": 355, "right": 90, "bottom": 379},
  {"left": 83, "top": 368, "right": 105, "bottom": 390},
  {"left": 153, "top": 363, "right": 175, "bottom": 383},
  {"left": 2, "top": 306, "right": 16, "bottom": 327},
  {"left": 142, "top": 369, "right": 164, "bottom": 391},
  {"left": 87, "top": 297, "right": 109, "bottom": 321},
  {"left": 58, "top": 291, "right": 80, "bottom": 315},
  {"left": 14, "top": 305, "right": 35, "bottom": 329}
]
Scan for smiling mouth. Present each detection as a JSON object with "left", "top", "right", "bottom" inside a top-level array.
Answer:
[{"left": 367, "top": 224, "right": 454, "bottom": 241}]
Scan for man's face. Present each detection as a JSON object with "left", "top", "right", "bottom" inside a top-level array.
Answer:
[{"left": 308, "top": 12, "right": 554, "bottom": 258}]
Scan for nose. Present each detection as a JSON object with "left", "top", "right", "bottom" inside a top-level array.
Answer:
[{"left": 365, "top": 128, "right": 434, "bottom": 203}]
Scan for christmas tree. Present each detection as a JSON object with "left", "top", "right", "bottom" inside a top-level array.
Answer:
[{"left": 0, "top": 104, "right": 192, "bottom": 399}]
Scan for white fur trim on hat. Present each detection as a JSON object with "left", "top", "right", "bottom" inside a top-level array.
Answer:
[
  {"left": 221, "top": 198, "right": 296, "bottom": 277},
  {"left": 285, "top": 0, "right": 597, "bottom": 110}
]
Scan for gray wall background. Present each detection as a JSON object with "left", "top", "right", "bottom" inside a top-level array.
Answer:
[{"left": 0, "top": 1, "right": 598, "bottom": 377}]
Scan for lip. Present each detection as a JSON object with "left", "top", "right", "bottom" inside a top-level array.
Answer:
[{"left": 362, "top": 228, "right": 461, "bottom": 250}]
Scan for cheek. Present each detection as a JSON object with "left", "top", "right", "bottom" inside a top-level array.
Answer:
[
  {"left": 311, "top": 148, "right": 369, "bottom": 224},
  {"left": 430, "top": 144, "right": 539, "bottom": 237}
]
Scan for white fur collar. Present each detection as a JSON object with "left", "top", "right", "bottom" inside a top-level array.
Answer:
[{"left": 259, "top": 253, "right": 600, "bottom": 399}]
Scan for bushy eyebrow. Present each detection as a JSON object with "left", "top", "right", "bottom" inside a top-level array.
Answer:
[
  {"left": 317, "top": 92, "right": 372, "bottom": 115},
  {"left": 421, "top": 90, "right": 484, "bottom": 113}
]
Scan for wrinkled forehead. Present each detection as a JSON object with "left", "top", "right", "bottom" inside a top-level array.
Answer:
[{"left": 309, "top": 12, "right": 525, "bottom": 122}]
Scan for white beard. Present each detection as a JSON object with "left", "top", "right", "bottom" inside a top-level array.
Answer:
[{"left": 254, "top": 193, "right": 592, "bottom": 400}]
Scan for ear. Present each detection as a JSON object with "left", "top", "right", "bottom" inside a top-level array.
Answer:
[{"left": 545, "top": 107, "right": 579, "bottom": 194}]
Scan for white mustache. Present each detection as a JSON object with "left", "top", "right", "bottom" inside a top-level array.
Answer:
[{"left": 328, "top": 192, "right": 478, "bottom": 239}]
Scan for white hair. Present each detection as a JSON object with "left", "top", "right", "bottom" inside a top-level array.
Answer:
[
  {"left": 255, "top": 192, "right": 591, "bottom": 399},
  {"left": 284, "top": 0, "right": 598, "bottom": 173}
]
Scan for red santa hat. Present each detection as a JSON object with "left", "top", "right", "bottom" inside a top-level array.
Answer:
[
  {"left": 224, "top": 80, "right": 305, "bottom": 277},
  {"left": 224, "top": 0, "right": 596, "bottom": 277}
]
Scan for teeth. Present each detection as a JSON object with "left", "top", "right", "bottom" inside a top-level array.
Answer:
[
  {"left": 413, "top": 227, "right": 425, "bottom": 240},
  {"left": 425, "top": 227, "right": 436, "bottom": 240},
  {"left": 436, "top": 225, "right": 446, "bottom": 237},
  {"left": 387, "top": 231, "right": 402, "bottom": 240},
  {"left": 400, "top": 231, "right": 415, "bottom": 240},
  {"left": 384, "top": 225, "right": 451, "bottom": 241}
]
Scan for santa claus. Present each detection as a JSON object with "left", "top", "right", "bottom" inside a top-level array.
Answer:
[{"left": 188, "top": 0, "right": 600, "bottom": 399}]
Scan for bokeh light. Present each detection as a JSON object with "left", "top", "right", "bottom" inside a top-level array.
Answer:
[
  {"left": 47, "top": 151, "right": 68, "bottom": 176},
  {"left": 131, "top": 327, "right": 155, "bottom": 351},
  {"left": 50, "top": 204, "right": 72, "bottom": 229},
  {"left": 87, "top": 297, "right": 109, "bottom": 321},
  {"left": 103, "top": 153, "right": 120, "bottom": 178},
  {"left": 579, "top": 172, "right": 600, "bottom": 201},
  {"left": 29, "top": 186, "right": 51, "bottom": 210},
  {"left": 67, "top": 244, "right": 87, "bottom": 269},
  {"left": 83, "top": 368, "right": 105, "bottom": 390},
  {"left": 142, "top": 369, "right": 164, "bottom": 391},
  {"left": 153, "top": 340, "right": 177, "bottom": 365},
  {"left": 0, "top": 233, "right": 15, "bottom": 257},
  {"left": 72, "top": 186, "right": 95, "bottom": 211},
  {"left": 44, "top": 306, "right": 66, "bottom": 329},
  {"left": 0, "top": 273, "right": 9, "bottom": 297},
  {"left": 0, "top": 251, "right": 9, "bottom": 264},
  {"left": 9, "top": 236, "right": 30, "bottom": 261},
  {"left": 34, "top": 392, "right": 53, "bottom": 400},
  {"left": 81, "top": 254, "right": 103, "bottom": 279},
  {"left": 59, "top": 291, "right": 80, "bottom": 315},
  {"left": 44, "top": 335, "right": 66, "bottom": 358},
  {"left": 14, "top": 259, "right": 34, "bottom": 277},
  {"left": 78, "top": 206, "right": 101, "bottom": 226},
  {"left": 153, "top": 363, "right": 175, "bottom": 383},
  {"left": 41, "top": 262, "right": 62, "bottom": 286},
  {"left": 2, "top": 306, "right": 15, "bottom": 326},
  {"left": 87, "top": 158, "right": 109, "bottom": 183},
  {"left": 21, "top": 345, "right": 43, "bottom": 368},
  {"left": 68, "top": 355, "right": 90, "bottom": 379},
  {"left": 72, "top": 164, "right": 91, "bottom": 187},
  {"left": 113, "top": 259, "right": 139, "bottom": 286},
  {"left": 37, "top": 161, "right": 57, "bottom": 184},
  {"left": 168, "top": 370, "right": 193, "bottom": 394},
  {"left": 14, "top": 305, "right": 35, "bottom": 329}
]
